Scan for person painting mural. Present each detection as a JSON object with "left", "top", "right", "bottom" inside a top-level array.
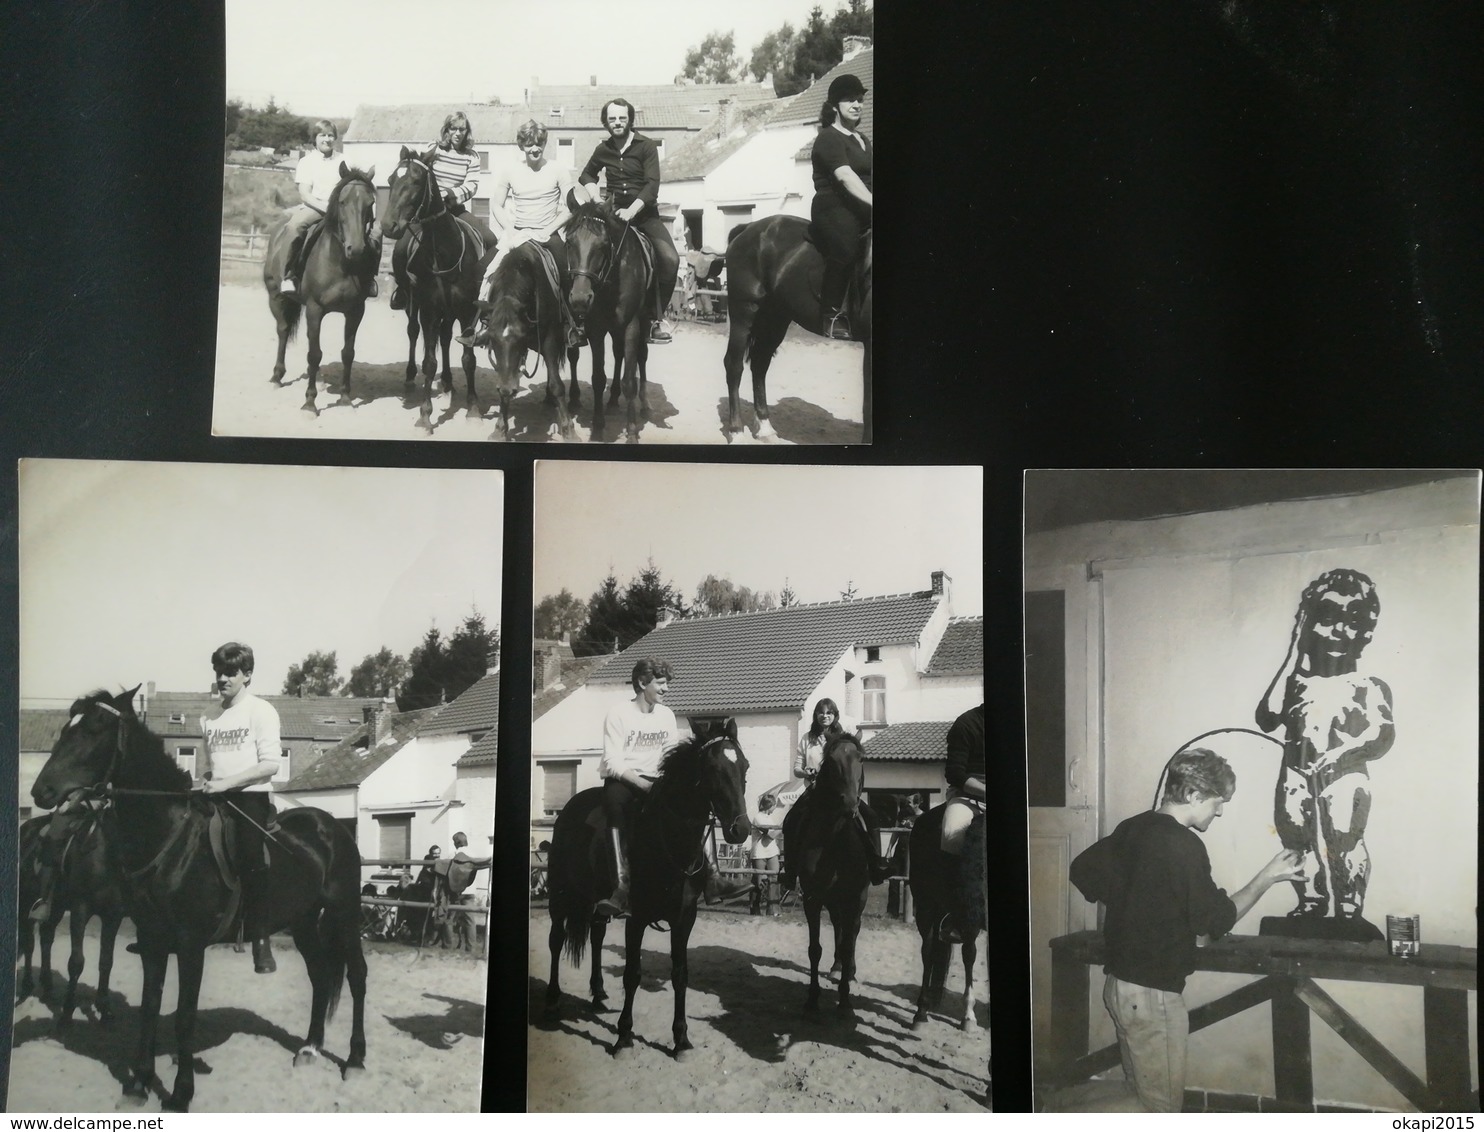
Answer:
[{"left": 1255, "top": 568, "right": 1395, "bottom": 927}]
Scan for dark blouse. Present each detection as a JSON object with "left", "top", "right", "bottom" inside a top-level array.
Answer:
[{"left": 812, "top": 126, "right": 873, "bottom": 195}]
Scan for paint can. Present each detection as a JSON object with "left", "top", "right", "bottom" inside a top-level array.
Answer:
[{"left": 1386, "top": 914, "right": 1421, "bottom": 958}]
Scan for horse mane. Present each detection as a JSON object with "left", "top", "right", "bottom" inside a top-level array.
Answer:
[
  {"left": 656, "top": 732, "right": 707, "bottom": 784},
  {"left": 561, "top": 199, "right": 621, "bottom": 240},
  {"left": 488, "top": 241, "right": 542, "bottom": 319},
  {"left": 73, "top": 689, "right": 191, "bottom": 793},
  {"left": 324, "top": 166, "right": 375, "bottom": 226}
]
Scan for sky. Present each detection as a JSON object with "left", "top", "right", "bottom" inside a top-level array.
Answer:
[
  {"left": 531, "top": 463, "right": 984, "bottom": 616},
  {"left": 226, "top": 0, "right": 854, "bottom": 118},
  {"left": 18, "top": 461, "right": 503, "bottom": 706}
]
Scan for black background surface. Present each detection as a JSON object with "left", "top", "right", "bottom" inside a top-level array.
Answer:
[{"left": 1, "top": 0, "right": 1480, "bottom": 1113}]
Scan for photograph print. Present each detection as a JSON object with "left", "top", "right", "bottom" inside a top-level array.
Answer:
[
  {"left": 216, "top": 0, "right": 874, "bottom": 445},
  {"left": 1024, "top": 470, "right": 1479, "bottom": 1114},
  {"left": 11, "top": 459, "right": 503, "bottom": 1114},
  {"left": 526, "top": 461, "right": 986, "bottom": 1111}
]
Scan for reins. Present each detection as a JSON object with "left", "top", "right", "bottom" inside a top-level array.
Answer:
[{"left": 397, "top": 155, "right": 473, "bottom": 278}]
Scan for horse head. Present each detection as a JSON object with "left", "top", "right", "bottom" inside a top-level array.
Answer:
[
  {"left": 816, "top": 733, "right": 865, "bottom": 815},
  {"left": 32, "top": 687, "right": 145, "bottom": 809},
  {"left": 562, "top": 201, "right": 622, "bottom": 324},
  {"left": 381, "top": 146, "right": 441, "bottom": 241},
  {"left": 478, "top": 249, "right": 538, "bottom": 394},
  {"left": 687, "top": 718, "right": 752, "bottom": 845},
  {"left": 325, "top": 163, "right": 378, "bottom": 260}
]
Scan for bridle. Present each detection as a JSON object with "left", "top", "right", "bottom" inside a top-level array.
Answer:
[
  {"left": 391, "top": 154, "right": 469, "bottom": 277},
  {"left": 647, "top": 733, "right": 748, "bottom": 878},
  {"left": 567, "top": 212, "right": 629, "bottom": 291}
]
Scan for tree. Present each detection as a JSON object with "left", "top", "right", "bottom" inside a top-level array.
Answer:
[
  {"left": 444, "top": 609, "right": 499, "bottom": 700},
  {"left": 225, "top": 97, "right": 314, "bottom": 154},
  {"left": 283, "top": 650, "right": 340, "bottom": 696},
  {"left": 534, "top": 589, "right": 586, "bottom": 641},
  {"left": 399, "top": 626, "right": 447, "bottom": 711},
  {"left": 792, "top": 6, "right": 840, "bottom": 90},
  {"left": 693, "top": 574, "right": 777, "bottom": 616},
  {"left": 839, "top": 580, "right": 859, "bottom": 602},
  {"left": 682, "top": 30, "right": 744, "bottom": 84},
  {"left": 749, "top": 23, "right": 798, "bottom": 89},
  {"left": 344, "top": 647, "right": 410, "bottom": 699},
  {"left": 572, "top": 562, "right": 688, "bottom": 656},
  {"left": 779, "top": 577, "right": 799, "bottom": 608}
]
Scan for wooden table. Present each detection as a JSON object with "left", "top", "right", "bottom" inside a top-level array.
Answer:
[{"left": 1048, "top": 930, "right": 1477, "bottom": 1111}]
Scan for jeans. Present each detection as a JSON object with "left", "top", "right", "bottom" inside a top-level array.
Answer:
[{"left": 1103, "top": 973, "right": 1188, "bottom": 1113}]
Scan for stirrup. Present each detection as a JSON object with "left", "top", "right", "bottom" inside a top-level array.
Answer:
[
  {"left": 647, "top": 319, "right": 673, "bottom": 344},
  {"left": 938, "top": 913, "right": 962, "bottom": 944},
  {"left": 366, "top": 276, "right": 379, "bottom": 299},
  {"left": 27, "top": 900, "right": 51, "bottom": 923},
  {"left": 389, "top": 286, "right": 408, "bottom": 311},
  {"left": 824, "top": 311, "right": 852, "bottom": 340}
]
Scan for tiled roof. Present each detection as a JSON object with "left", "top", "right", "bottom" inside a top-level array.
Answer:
[
  {"left": 588, "top": 591, "right": 942, "bottom": 714},
  {"left": 862, "top": 721, "right": 952, "bottom": 762},
  {"left": 283, "top": 706, "right": 444, "bottom": 791},
  {"left": 143, "top": 693, "right": 379, "bottom": 742},
  {"left": 659, "top": 100, "right": 784, "bottom": 181},
  {"left": 344, "top": 104, "right": 526, "bottom": 145},
  {"left": 527, "top": 82, "right": 778, "bottom": 131},
  {"left": 772, "top": 50, "right": 874, "bottom": 159},
  {"left": 533, "top": 655, "right": 608, "bottom": 720},
  {"left": 927, "top": 617, "right": 984, "bottom": 676},
  {"left": 20, "top": 709, "right": 70, "bottom": 752},
  {"left": 419, "top": 672, "right": 500, "bottom": 737},
  {"left": 456, "top": 730, "right": 499, "bottom": 768}
]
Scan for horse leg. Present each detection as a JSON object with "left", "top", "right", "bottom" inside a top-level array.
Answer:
[
  {"left": 270, "top": 299, "right": 294, "bottom": 386},
  {"left": 804, "top": 897, "right": 823, "bottom": 1013},
  {"left": 458, "top": 320, "right": 481, "bottom": 421},
  {"left": 605, "top": 334, "right": 623, "bottom": 410},
  {"left": 546, "top": 342, "right": 573, "bottom": 441},
  {"left": 96, "top": 913, "right": 120, "bottom": 1024},
  {"left": 587, "top": 337, "right": 609, "bottom": 439},
  {"left": 344, "top": 925, "right": 369, "bottom": 1076},
  {"left": 748, "top": 309, "right": 790, "bottom": 441},
  {"left": 565, "top": 346, "right": 582, "bottom": 415},
  {"left": 403, "top": 306, "right": 420, "bottom": 387},
  {"left": 670, "top": 915, "right": 695, "bottom": 1060},
  {"left": 18, "top": 917, "right": 34, "bottom": 1000},
  {"left": 621, "top": 318, "right": 644, "bottom": 443},
  {"left": 959, "top": 933, "right": 979, "bottom": 1032},
  {"left": 722, "top": 305, "right": 755, "bottom": 440},
  {"left": 415, "top": 310, "right": 439, "bottom": 433},
  {"left": 61, "top": 901, "right": 87, "bottom": 1025},
  {"left": 588, "top": 917, "right": 608, "bottom": 1009},
  {"left": 544, "top": 900, "right": 566, "bottom": 1022},
  {"left": 302, "top": 304, "right": 325, "bottom": 416},
  {"left": 835, "top": 900, "right": 864, "bottom": 1024},
  {"left": 164, "top": 946, "right": 204, "bottom": 1112},
  {"left": 291, "top": 922, "right": 333, "bottom": 1063},
  {"left": 336, "top": 301, "right": 364, "bottom": 407},
  {"left": 438, "top": 320, "right": 455, "bottom": 396},
  {"left": 911, "top": 926, "right": 935, "bottom": 1030},
  {"left": 38, "top": 917, "right": 56, "bottom": 1001},
  {"left": 612, "top": 916, "right": 645, "bottom": 1057},
  {"left": 125, "top": 946, "right": 168, "bottom": 1103}
]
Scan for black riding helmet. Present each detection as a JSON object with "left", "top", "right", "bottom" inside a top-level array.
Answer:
[{"left": 825, "top": 74, "right": 868, "bottom": 105}]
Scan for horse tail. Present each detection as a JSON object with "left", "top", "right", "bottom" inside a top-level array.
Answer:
[
  {"left": 318, "top": 906, "right": 346, "bottom": 1025},
  {"left": 560, "top": 907, "right": 590, "bottom": 968},
  {"left": 281, "top": 296, "right": 303, "bottom": 341}
]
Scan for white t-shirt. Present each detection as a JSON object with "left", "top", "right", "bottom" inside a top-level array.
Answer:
[
  {"left": 295, "top": 149, "right": 343, "bottom": 212},
  {"left": 201, "top": 693, "right": 282, "bottom": 792},
  {"left": 599, "top": 698, "right": 680, "bottom": 780},
  {"left": 501, "top": 160, "right": 570, "bottom": 231}
]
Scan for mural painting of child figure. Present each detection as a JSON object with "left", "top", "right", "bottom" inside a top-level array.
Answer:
[{"left": 1053, "top": 749, "right": 1304, "bottom": 1112}]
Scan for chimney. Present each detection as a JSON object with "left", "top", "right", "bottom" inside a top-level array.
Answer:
[
  {"left": 363, "top": 699, "right": 395, "bottom": 746},
  {"left": 717, "top": 96, "right": 736, "bottom": 135},
  {"left": 486, "top": 647, "right": 500, "bottom": 676},
  {"left": 931, "top": 570, "right": 952, "bottom": 602},
  {"left": 590, "top": 74, "right": 597, "bottom": 87},
  {"left": 842, "top": 36, "right": 871, "bottom": 61}
]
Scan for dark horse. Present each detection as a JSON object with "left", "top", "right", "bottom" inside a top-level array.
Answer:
[
  {"left": 723, "top": 215, "right": 872, "bottom": 443},
  {"left": 907, "top": 803, "right": 987, "bottom": 1032},
  {"left": 543, "top": 719, "right": 751, "bottom": 1059},
  {"left": 381, "top": 146, "right": 490, "bottom": 433},
  {"left": 31, "top": 688, "right": 368, "bottom": 1112},
  {"left": 263, "top": 165, "right": 380, "bottom": 415},
  {"left": 474, "top": 240, "right": 580, "bottom": 441},
  {"left": 789, "top": 734, "right": 875, "bottom": 1021},
  {"left": 563, "top": 201, "right": 652, "bottom": 443},
  {"left": 16, "top": 811, "right": 128, "bottom": 1024}
]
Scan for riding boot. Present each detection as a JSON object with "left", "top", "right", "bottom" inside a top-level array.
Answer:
[
  {"left": 648, "top": 319, "right": 674, "bottom": 344},
  {"left": 252, "top": 937, "right": 277, "bottom": 975},
  {"left": 28, "top": 898, "right": 51, "bottom": 923},
  {"left": 820, "top": 260, "right": 851, "bottom": 339},
  {"left": 860, "top": 817, "right": 894, "bottom": 885},
  {"left": 279, "top": 236, "right": 305, "bottom": 295},
  {"left": 701, "top": 837, "right": 754, "bottom": 905},
  {"left": 594, "top": 829, "right": 630, "bottom": 918},
  {"left": 365, "top": 274, "right": 380, "bottom": 299}
]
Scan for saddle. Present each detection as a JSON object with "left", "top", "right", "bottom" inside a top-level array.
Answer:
[{"left": 202, "top": 799, "right": 279, "bottom": 944}]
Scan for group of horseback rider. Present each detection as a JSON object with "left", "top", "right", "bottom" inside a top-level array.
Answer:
[
  {"left": 592, "top": 658, "right": 984, "bottom": 928},
  {"left": 28, "top": 642, "right": 287, "bottom": 976},
  {"left": 272, "top": 74, "right": 872, "bottom": 346}
]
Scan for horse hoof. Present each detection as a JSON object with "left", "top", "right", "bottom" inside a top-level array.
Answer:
[
  {"left": 960, "top": 1015, "right": 980, "bottom": 1033},
  {"left": 910, "top": 1010, "right": 929, "bottom": 1031},
  {"left": 756, "top": 423, "right": 778, "bottom": 442},
  {"left": 335, "top": 395, "right": 353, "bottom": 408},
  {"left": 673, "top": 1044, "right": 694, "bottom": 1063},
  {"left": 342, "top": 1063, "right": 366, "bottom": 1080},
  {"left": 164, "top": 1097, "right": 190, "bottom": 1114},
  {"left": 415, "top": 422, "right": 434, "bottom": 435},
  {"left": 611, "top": 1037, "right": 635, "bottom": 1060},
  {"left": 293, "top": 1047, "right": 322, "bottom": 1068}
]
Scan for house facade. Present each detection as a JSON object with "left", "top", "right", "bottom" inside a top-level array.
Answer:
[{"left": 529, "top": 571, "right": 982, "bottom": 842}]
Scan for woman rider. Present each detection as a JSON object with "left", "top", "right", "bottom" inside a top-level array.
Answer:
[
  {"left": 390, "top": 111, "right": 501, "bottom": 311},
  {"left": 775, "top": 697, "right": 892, "bottom": 890},
  {"left": 811, "top": 74, "right": 873, "bottom": 340}
]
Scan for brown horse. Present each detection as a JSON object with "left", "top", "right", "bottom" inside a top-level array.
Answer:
[
  {"left": 263, "top": 166, "right": 380, "bottom": 415},
  {"left": 908, "top": 804, "right": 987, "bottom": 1032},
  {"left": 16, "top": 811, "right": 128, "bottom": 1024},
  {"left": 32, "top": 688, "right": 368, "bottom": 1112},
  {"left": 722, "top": 215, "right": 872, "bottom": 443},
  {"left": 381, "top": 146, "right": 490, "bottom": 434},
  {"left": 543, "top": 719, "right": 751, "bottom": 1059},
  {"left": 473, "top": 240, "right": 580, "bottom": 441},
  {"left": 562, "top": 201, "right": 652, "bottom": 443}
]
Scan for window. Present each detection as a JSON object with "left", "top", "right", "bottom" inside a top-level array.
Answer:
[
  {"left": 478, "top": 150, "right": 489, "bottom": 172},
  {"left": 375, "top": 813, "right": 412, "bottom": 860},
  {"left": 654, "top": 139, "right": 665, "bottom": 158},
  {"left": 472, "top": 198, "right": 490, "bottom": 219},
  {"left": 169, "top": 712, "right": 186, "bottom": 725},
  {"left": 175, "top": 745, "right": 197, "bottom": 777},
  {"left": 864, "top": 645, "right": 881, "bottom": 662},
  {"left": 862, "top": 676, "right": 887, "bottom": 724},
  {"left": 541, "top": 761, "right": 579, "bottom": 815},
  {"left": 557, "top": 138, "right": 574, "bottom": 167},
  {"left": 275, "top": 748, "right": 292, "bottom": 781}
]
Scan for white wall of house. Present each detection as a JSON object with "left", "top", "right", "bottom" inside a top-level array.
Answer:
[
  {"left": 277, "top": 785, "right": 357, "bottom": 821},
  {"left": 1026, "top": 478, "right": 1479, "bottom": 1108},
  {"left": 452, "top": 763, "right": 496, "bottom": 845},
  {"left": 913, "top": 675, "right": 984, "bottom": 721},
  {"left": 861, "top": 760, "right": 948, "bottom": 799}
]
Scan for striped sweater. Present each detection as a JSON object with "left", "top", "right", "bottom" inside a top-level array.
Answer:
[{"left": 427, "top": 143, "right": 481, "bottom": 205}]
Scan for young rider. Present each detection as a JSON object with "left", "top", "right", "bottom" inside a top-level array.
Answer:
[{"left": 278, "top": 120, "right": 378, "bottom": 297}]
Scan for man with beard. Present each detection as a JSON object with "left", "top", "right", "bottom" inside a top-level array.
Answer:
[{"left": 576, "top": 98, "right": 680, "bottom": 344}]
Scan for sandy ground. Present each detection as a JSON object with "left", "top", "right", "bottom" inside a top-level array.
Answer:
[
  {"left": 8, "top": 921, "right": 486, "bottom": 1113},
  {"left": 211, "top": 262, "right": 866, "bottom": 445},
  {"left": 527, "top": 908, "right": 990, "bottom": 1112}
]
